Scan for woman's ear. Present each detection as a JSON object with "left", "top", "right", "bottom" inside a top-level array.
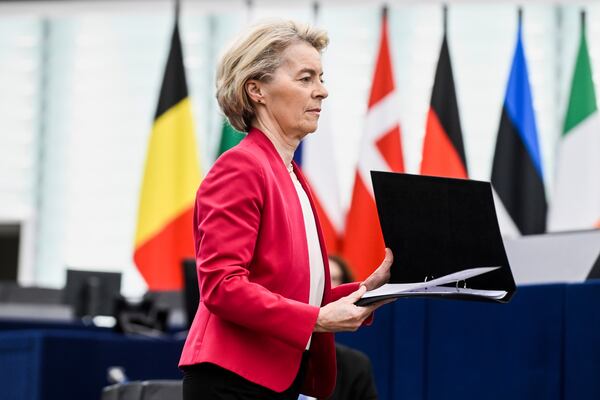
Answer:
[{"left": 246, "top": 80, "right": 264, "bottom": 104}]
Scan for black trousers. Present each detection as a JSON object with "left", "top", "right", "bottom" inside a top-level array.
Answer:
[{"left": 182, "top": 352, "right": 309, "bottom": 400}]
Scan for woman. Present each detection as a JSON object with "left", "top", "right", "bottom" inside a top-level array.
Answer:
[{"left": 180, "top": 20, "right": 393, "bottom": 400}]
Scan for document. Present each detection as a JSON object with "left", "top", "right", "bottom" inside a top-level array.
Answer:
[
  {"left": 356, "top": 266, "right": 508, "bottom": 306},
  {"left": 357, "top": 171, "right": 517, "bottom": 306}
]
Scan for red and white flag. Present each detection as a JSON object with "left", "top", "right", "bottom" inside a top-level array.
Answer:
[
  {"left": 343, "top": 10, "right": 405, "bottom": 281},
  {"left": 301, "top": 109, "right": 344, "bottom": 254}
]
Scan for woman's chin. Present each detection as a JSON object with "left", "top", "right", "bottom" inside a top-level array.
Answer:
[{"left": 302, "top": 122, "right": 319, "bottom": 136}]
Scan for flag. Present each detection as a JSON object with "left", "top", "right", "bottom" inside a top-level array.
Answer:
[
  {"left": 133, "top": 19, "right": 201, "bottom": 290},
  {"left": 491, "top": 12, "right": 547, "bottom": 236},
  {"left": 548, "top": 12, "right": 600, "bottom": 231},
  {"left": 343, "top": 9, "right": 404, "bottom": 280},
  {"left": 216, "top": 119, "right": 244, "bottom": 157},
  {"left": 294, "top": 110, "right": 343, "bottom": 254},
  {"left": 420, "top": 18, "right": 467, "bottom": 178}
]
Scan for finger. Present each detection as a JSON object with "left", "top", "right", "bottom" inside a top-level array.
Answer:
[
  {"left": 345, "top": 285, "right": 367, "bottom": 302},
  {"left": 380, "top": 248, "right": 393, "bottom": 269}
]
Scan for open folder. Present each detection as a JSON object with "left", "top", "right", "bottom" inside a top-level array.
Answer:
[{"left": 356, "top": 171, "right": 516, "bottom": 306}]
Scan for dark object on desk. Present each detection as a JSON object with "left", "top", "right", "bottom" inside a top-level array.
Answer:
[
  {"left": 143, "top": 290, "right": 186, "bottom": 329},
  {"left": 143, "top": 290, "right": 183, "bottom": 311},
  {"left": 64, "top": 269, "right": 122, "bottom": 317},
  {"left": 366, "top": 171, "right": 516, "bottom": 303},
  {"left": 0, "top": 281, "right": 62, "bottom": 304},
  {"left": 0, "top": 223, "right": 19, "bottom": 281},
  {"left": 102, "top": 380, "right": 182, "bottom": 400},
  {"left": 182, "top": 258, "right": 199, "bottom": 329},
  {"left": 0, "top": 282, "right": 71, "bottom": 321},
  {"left": 114, "top": 295, "right": 169, "bottom": 336},
  {"left": 102, "top": 381, "right": 142, "bottom": 400},
  {"left": 327, "top": 343, "right": 377, "bottom": 400}
]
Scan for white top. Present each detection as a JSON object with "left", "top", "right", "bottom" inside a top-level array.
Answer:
[{"left": 289, "top": 165, "right": 325, "bottom": 349}]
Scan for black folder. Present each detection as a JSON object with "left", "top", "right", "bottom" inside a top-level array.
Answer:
[{"left": 356, "top": 171, "right": 516, "bottom": 306}]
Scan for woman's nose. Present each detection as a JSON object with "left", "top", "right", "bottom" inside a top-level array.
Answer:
[{"left": 315, "top": 81, "right": 328, "bottom": 99}]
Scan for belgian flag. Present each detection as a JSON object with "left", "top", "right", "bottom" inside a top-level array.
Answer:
[
  {"left": 491, "top": 10, "right": 546, "bottom": 235},
  {"left": 134, "top": 13, "right": 201, "bottom": 290},
  {"left": 420, "top": 6, "right": 467, "bottom": 178}
]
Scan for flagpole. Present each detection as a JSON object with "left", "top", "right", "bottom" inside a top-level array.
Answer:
[
  {"left": 443, "top": 4, "right": 448, "bottom": 35},
  {"left": 246, "top": 0, "right": 253, "bottom": 24},
  {"left": 313, "top": 1, "right": 320, "bottom": 25}
]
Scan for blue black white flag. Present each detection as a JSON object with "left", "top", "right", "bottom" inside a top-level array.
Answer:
[{"left": 491, "top": 11, "right": 547, "bottom": 236}]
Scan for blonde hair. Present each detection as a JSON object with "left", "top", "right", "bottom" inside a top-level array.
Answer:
[{"left": 216, "top": 20, "right": 329, "bottom": 132}]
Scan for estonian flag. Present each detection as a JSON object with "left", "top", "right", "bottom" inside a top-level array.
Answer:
[{"left": 491, "top": 10, "right": 547, "bottom": 236}]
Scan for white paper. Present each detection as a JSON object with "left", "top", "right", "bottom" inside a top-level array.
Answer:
[
  {"left": 361, "top": 266, "right": 504, "bottom": 300},
  {"left": 404, "top": 286, "right": 507, "bottom": 300}
]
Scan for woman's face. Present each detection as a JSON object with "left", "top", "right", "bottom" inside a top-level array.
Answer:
[{"left": 259, "top": 42, "right": 328, "bottom": 139}]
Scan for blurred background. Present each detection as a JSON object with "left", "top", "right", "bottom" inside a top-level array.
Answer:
[{"left": 2, "top": 0, "right": 599, "bottom": 297}]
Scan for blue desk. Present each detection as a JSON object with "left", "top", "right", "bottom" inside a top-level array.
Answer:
[
  {"left": 564, "top": 282, "right": 600, "bottom": 400},
  {"left": 1, "top": 282, "right": 599, "bottom": 400},
  {"left": 336, "top": 281, "right": 600, "bottom": 400},
  {"left": 0, "top": 318, "right": 110, "bottom": 333},
  {"left": 0, "top": 330, "right": 183, "bottom": 400}
]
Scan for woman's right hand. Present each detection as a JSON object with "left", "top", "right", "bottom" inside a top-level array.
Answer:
[{"left": 314, "top": 286, "right": 389, "bottom": 333}]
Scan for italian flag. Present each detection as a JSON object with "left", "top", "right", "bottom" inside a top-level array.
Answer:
[{"left": 548, "top": 13, "right": 600, "bottom": 231}]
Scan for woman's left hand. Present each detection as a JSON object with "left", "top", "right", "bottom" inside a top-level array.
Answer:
[{"left": 361, "top": 248, "right": 393, "bottom": 291}]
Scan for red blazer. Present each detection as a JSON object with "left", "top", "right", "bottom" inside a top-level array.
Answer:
[{"left": 179, "top": 128, "right": 359, "bottom": 397}]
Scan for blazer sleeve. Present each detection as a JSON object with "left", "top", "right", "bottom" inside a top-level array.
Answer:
[
  {"left": 195, "top": 149, "right": 319, "bottom": 351},
  {"left": 330, "top": 282, "right": 361, "bottom": 301}
]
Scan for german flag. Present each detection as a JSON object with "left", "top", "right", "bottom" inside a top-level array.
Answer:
[
  {"left": 133, "top": 17, "right": 201, "bottom": 290},
  {"left": 420, "top": 6, "right": 467, "bottom": 179}
]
